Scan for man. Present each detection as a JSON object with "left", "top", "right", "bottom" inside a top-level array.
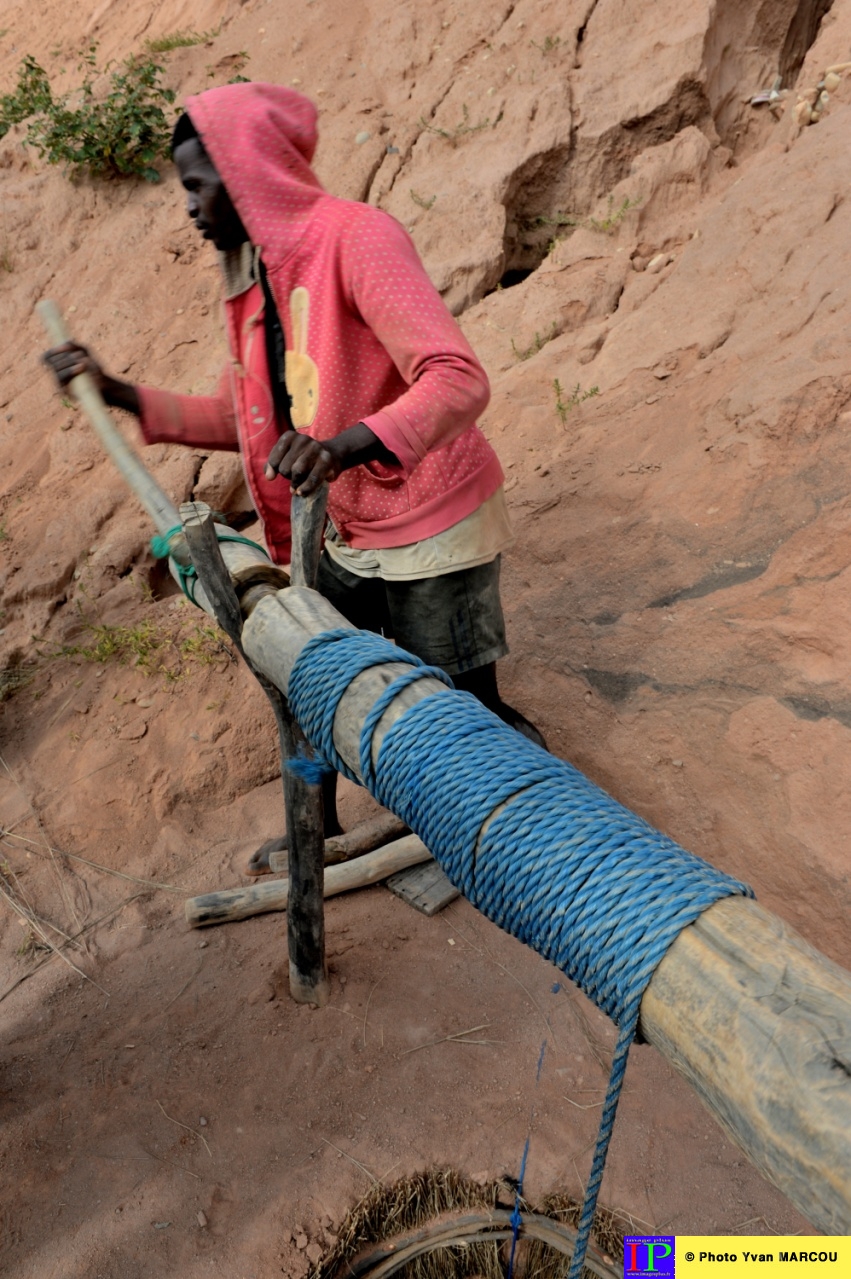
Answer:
[{"left": 45, "top": 83, "right": 543, "bottom": 870}]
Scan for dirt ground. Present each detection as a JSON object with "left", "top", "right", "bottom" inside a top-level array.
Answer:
[{"left": 2, "top": 0, "right": 850, "bottom": 1274}]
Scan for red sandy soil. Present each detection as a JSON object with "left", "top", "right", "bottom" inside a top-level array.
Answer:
[{"left": 1, "top": 1, "right": 849, "bottom": 1274}]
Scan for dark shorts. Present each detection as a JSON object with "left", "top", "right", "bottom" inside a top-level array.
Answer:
[{"left": 316, "top": 551, "right": 508, "bottom": 676}]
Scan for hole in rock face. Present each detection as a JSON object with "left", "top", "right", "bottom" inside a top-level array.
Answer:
[
  {"left": 146, "top": 559, "right": 181, "bottom": 601},
  {"left": 779, "top": 0, "right": 835, "bottom": 86},
  {"left": 495, "top": 267, "right": 535, "bottom": 291}
]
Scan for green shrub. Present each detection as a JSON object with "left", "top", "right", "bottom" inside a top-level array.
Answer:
[
  {"left": 0, "top": 55, "right": 53, "bottom": 139},
  {"left": 1, "top": 48, "right": 175, "bottom": 181}
]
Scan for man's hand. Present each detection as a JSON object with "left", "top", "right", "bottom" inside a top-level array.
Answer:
[
  {"left": 43, "top": 342, "right": 107, "bottom": 393},
  {"left": 264, "top": 432, "right": 344, "bottom": 496},
  {"left": 42, "top": 341, "right": 140, "bottom": 415},
  {"left": 265, "top": 422, "right": 399, "bottom": 495}
]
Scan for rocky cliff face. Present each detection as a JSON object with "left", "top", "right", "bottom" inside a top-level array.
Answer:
[{"left": 3, "top": 1, "right": 850, "bottom": 952}]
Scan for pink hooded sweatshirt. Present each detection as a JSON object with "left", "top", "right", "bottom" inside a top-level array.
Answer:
[{"left": 137, "top": 83, "right": 503, "bottom": 565}]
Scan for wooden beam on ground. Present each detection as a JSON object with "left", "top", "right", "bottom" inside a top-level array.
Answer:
[
  {"left": 266, "top": 811, "right": 409, "bottom": 873},
  {"left": 238, "top": 584, "right": 851, "bottom": 1234},
  {"left": 185, "top": 834, "right": 433, "bottom": 927}
]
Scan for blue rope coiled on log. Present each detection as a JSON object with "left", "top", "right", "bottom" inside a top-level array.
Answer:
[{"left": 288, "top": 628, "right": 753, "bottom": 1279}]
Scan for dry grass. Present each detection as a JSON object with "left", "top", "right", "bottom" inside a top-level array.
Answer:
[{"left": 312, "top": 1168, "right": 625, "bottom": 1279}]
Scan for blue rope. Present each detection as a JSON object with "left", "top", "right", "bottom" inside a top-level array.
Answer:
[
  {"left": 150, "top": 524, "right": 272, "bottom": 605},
  {"left": 288, "top": 629, "right": 753, "bottom": 1279}
]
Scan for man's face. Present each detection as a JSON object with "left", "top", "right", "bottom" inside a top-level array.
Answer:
[{"left": 174, "top": 138, "right": 248, "bottom": 252}]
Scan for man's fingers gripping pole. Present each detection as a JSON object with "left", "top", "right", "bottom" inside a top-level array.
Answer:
[{"left": 36, "top": 299, "right": 179, "bottom": 536}]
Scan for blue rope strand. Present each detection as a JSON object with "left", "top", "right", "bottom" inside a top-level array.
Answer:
[{"left": 287, "top": 629, "right": 753, "bottom": 1278}]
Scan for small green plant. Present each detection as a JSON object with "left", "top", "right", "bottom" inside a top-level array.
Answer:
[
  {"left": 410, "top": 189, "right": 436, "bottom": 211},
  {"left": 0, "top": 48, "right": 176, "bottom": 181},
  {"left": 0, "top": 55, "right": 53, "bottom": 140},
  {"left": 585, "top": 194, "right": 640, "bottom": 234},
  {"left": 531, "top": 35, "right": 561, "bottom": 55},
  {"left": 60, "top": 618, "right": 168, "bottom": 667},
  {"left": 0, "top": 521, "right": 7, "bottom": 540},
  {"left": 24, "top": 49, "right": 176, "bottom": 182},
  {"left": 419, "top": 103, "right": 490, "bottom": 146},
  {"left": 512, "top": 322, "right": 559, "bottom": 362},
  {"left": 51, "top": 615, "right": 233, "bottom": 680},
  {"left": 553, "top": 379, "right": 599, "bottom": 426},
  {"left": 179, "top": 622, "right": 230, "bottom": 666},
  {"left": 145, "top": 28, "right": 219, "bottom": 54}
]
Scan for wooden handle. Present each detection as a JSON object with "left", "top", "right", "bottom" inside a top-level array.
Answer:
[
  {"left": 37, "top": 299, "right": 179, "bottom": 535},
  {"left": 289, "top": 484, "right": 328, "bottom": 589},
  {"left": 185, "top": 834, "right": 433, "bottom": 927}
]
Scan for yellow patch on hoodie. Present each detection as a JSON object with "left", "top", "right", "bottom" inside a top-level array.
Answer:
[{"left": 286, "top": 287, "right": 319, "bottom": 427}]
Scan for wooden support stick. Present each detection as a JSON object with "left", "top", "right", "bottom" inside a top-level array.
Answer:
[
  {"left": 185, "top": 835, "right": 432, "bottom": 927},
  {"left": 238, "top": 585, "right": 851, "bottom": 1234},
  {"left": 266, "top": 811, "right": 409, "bottom": 874},
  {"left": 180, "top": 503, "right": 244, "bottom": 646},
  {"left": 289, "top": 487, "right": 328, "bottom": 590},
  {"left": 180, "top": 502, "right": 330, "bottom": 1006}
]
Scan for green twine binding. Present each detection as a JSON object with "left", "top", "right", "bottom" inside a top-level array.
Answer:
[{"left": 149, "top": 524, "right": 272, "bottom": 605}]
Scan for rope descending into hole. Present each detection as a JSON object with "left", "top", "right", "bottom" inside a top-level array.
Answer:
[{"left": 289, "top": 629, "right": 753, "bottom": 1279}]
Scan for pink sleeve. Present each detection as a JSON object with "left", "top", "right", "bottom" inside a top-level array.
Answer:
[
  {"left": 342, "top": 210, "right": 490, "bottom": 474},
  {"left": 137, "top": 365, "right": 240, "bottom": 453}
]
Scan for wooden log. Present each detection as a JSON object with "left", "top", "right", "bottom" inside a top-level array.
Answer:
[
  {"left": 642, "top": 894, "right": 851, "bottom": 1233},
  {"left": 185, "top": 834, "right": 433, "bottom": 927},
  {"left": 266, "top": 811, "right": 409, "bottom": 874},
  {"left": 238, "top": 585, "right": 851, "bottom": 1233}
]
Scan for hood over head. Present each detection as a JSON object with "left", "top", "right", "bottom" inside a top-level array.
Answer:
[{"left": 184, "top": 83, "right": 326, "bottom": 267}]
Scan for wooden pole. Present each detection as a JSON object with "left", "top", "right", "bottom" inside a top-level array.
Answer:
[
  {"left": 37, "top": 300, "right": 180, "bottom": 535},
  {"left": 265, "top": 811, "right": 408, "bottom": 874},
  {"left": 278, "top": 488, "right": 331, "bottom": 1006},
  {"left": 238, "top": 584, "right": 851, "bottom": 1234},
  {"left": 179, "top": 502, "right": 330, "bottom": 1006},
  {"left": 185, "top": 834, "right": 432, "bottom": 927}
]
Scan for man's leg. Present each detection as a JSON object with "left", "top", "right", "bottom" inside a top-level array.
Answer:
[
  {"left": 453, "top": 661, "right": 547, "bottom": 748},
  {"left": 386, "top": 555, "right": 546, "bottom": 748},
  {"left": 246, "top": 552, "right": 392, "bottom": 875}
]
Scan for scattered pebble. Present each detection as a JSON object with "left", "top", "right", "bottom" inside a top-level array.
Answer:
[
  {"left": 197, "top": 1210, "right": 208, "bottom": 1228},
  {"left": 672, "top": 759, "right": 684, "bottom": 768},
  {"left": 355, "top": 130, "right": 371, "bottom": 145},
  {"left": 447, "top": 938, "right": 456, "bottom": 946},
  {"left": 153, "top": 1221, "right": 171, "bottom": 1230},
  {"left": 118, "top": 721, "right": 147, "bottom": 741},
  {"left": 646, "top": 253, "right": 671, "bottom": 274},
  {"left": 199, "top": 1117, "right": 208, "bottom": 1126}
]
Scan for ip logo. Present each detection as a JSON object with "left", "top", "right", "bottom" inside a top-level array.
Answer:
[{"left": 624, "top": 1236, "right": 676, "bottom": 1279}]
